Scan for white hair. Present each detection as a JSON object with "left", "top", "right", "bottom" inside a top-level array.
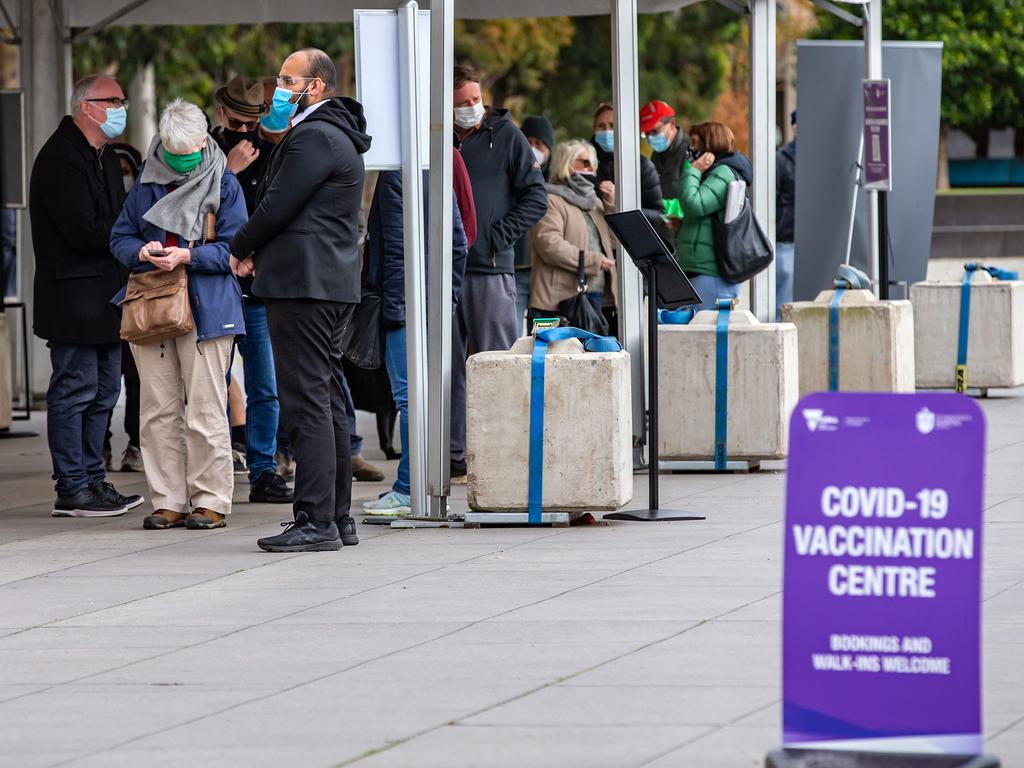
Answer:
[
  {"left": 159, "top": 98, "right": 208, "bottom": 153},
  {"left": 549, "top": 139, "right": 598, "bottom": 184}
]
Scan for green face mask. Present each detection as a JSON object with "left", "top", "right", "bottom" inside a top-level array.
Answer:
[{"left": 163, "top": 148, "right": 203, "bottom": 174}]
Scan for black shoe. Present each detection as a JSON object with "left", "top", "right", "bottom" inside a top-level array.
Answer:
[
  {"left": 92, "top": 480, "right": 144, "bottom": 511},
  {"left": 249, "top": 472, "right": 294, "bottom": 504},
  {"left": 450, "top": 458, "right": 467, "bottom": 485},
  {"left": 257, "top": 512, "right": 342, "bottom": 552},
  {"left": 52, "top": 487, "right": 128, "bottom": 518},
  {"left": 337, "top": 516, "right": 359, "bottom": 546}
]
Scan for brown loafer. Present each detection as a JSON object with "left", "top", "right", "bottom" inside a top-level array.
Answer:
[
  {"left": 186, "top": 508, "right": 227, "bottom": 529},
  {"left": 352, "top": 454, "right": 385, "bottom": 483},
  {"left": 143, "top": 510, "right": 187, "bottom": 530}
]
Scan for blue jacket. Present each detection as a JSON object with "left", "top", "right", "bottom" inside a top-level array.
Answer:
[
  {"left": 365, "top": 170, "right": 468, "bottom": 326},
  {"left": 110, "top": 169, "right": 248, "bottom": 342}
]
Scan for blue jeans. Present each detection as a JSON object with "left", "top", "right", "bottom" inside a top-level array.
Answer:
[
  {"left": 278, "top": 371, "right": 363, "bottom": 458},
  {"left": 383, "top": 326, "right": 410, "bottom": 495},
  {"left": 46, "top": 343, "right": 121, "bottom": 494},
  {"left": 775, "top": 241, "right": 795, "bottom": 321},
  {"left": 236, "top": 302, "right": 279, "bottom": 482},
  {"left": 689, "top": 273, "right": 742, "bottom": 312}
]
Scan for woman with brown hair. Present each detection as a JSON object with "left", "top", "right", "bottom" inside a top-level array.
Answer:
[{"left": 676, "top": 121, "right": 753, "bottom": 311}]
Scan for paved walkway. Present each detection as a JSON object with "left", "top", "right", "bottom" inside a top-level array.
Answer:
[{"left": 0, "top": 395, "right": 1022, "bottom": 768}]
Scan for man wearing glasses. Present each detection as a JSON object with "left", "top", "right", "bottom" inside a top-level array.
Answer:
[
  {"left": 230, "top": 49, "right": 372, "bottom": 552},
  {"left": 29, "top": 75, "right": 143, "bottom": 518},
  {"left": 639, "top": 99, "right": 692, "bottom": 234}
]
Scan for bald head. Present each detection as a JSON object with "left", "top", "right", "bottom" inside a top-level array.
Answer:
[
  {"left": 70, "top": 75, "right": 123, "bottom": 116},
  {"left": 283, "top": 49, "right": 338, "bottom": 97}
]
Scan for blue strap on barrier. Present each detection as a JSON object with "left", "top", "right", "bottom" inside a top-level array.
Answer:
[
  {"left": 956, "top": 265, "right": 978, "bottom": 393},
  {"left": 828, "top": 287, "right": 845, "bottom": 392},
  {"left": 658, "top": 307, "right": 696, "bottom": 325},
  {"left": 528, "top": 327, "right": 622, "bottom": 525},
  {"left": 714, "top": 300, "right": 731, "bottom": 470}
]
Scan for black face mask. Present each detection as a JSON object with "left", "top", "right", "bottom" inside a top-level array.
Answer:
[{"left": 222, "top": 127, "right": 258, "bottom": 149}]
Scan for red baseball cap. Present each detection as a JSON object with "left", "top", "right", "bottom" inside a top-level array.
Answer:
[{"left": 639, "top": 100, "right": 675, "bottom": 133}]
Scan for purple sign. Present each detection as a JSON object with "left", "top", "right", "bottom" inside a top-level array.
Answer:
[
  {"left": 863, "top": 79, "right": 892, "bottom": 191},
  {"left": 783, "top": 393, "right": 984, "bottom": 754}
]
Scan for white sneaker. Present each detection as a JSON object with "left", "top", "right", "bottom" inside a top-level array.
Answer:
[{"left": 363, "top": 491, "right": 412, "bottom": 516}]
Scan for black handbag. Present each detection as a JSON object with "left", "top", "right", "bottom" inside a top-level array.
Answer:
[
  {"left": 712, "top": 190, "right": 774, "bottom": 283},
  {"left": 340, "top": 290, "right": 384, "bottom": 370},
  {"left": 556, "top": 251, "right": 609, "bottom": 336}
]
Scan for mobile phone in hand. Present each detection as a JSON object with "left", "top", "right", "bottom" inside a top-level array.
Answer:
[{"left": 147, "top": 248, "right": 167, "bottom": 257}]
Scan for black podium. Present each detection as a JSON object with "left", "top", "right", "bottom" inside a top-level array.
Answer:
[{"left": 603, "top": 210, "right": 704, "bottom": 522}]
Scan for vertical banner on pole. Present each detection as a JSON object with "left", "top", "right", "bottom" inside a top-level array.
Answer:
[
  {"left": 782, "top": 393, "right": 985, "bottom": 755},
  {"left": 862, "top": 79, "right": 892, "bottom": 192}
]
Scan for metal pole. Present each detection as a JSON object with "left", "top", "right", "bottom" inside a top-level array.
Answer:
[
  {"left": 748, "top": 0, "right": 776, "bottom": 322},
  {"left": 843, "top": 130, "right": 864, "bottom": 267},
  {"left": 426, "top": 0, "right": 454, "bottom": 518},
  {"left": 646, "top": 262, "right": 659, "bottom": 510},
  {"left": 398, "top": 1, "right": 428, "bottom": 518},
  {"left": 864, "top": 0, "right": 883, "bottom": 295},
  {"left": 610, "top": 0, "right": 646, "bottom": 465}
]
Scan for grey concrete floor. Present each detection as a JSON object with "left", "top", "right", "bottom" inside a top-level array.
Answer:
[{"left": 0, "top": 396, "right": 1022, "bottom": 768}]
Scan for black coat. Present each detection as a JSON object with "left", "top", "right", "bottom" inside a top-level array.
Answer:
[
  {"left": 651, "top": 126, "right": 692, "bottom": 202},
  {"left": 229, "top": 97, "right": 372, "bottom": 303},
  {"left": 455, "top": 108, "right": 548, "bottom": 275},
  {"left": 29, "top": 117, "right": 127, "bottom": 344},
  {"left": 776, "top": 140, "right": 796, "bottom": 243},
  {"left": 594, "top": 139, "right": 665, "bottom": 232}
]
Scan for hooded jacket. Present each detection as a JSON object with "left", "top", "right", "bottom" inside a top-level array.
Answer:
[
  {"left": 593, "top": 138, "right": 665, "bottom": 235},
  {"left": 229, "top": 97, "right": 372, "bottom": 303},
  {"left": 675, "top": 151, "right": 753, "bottom": 278},
  {"left": 776, "top": 140, "right": 796, "bottom": 243},
  {"left": 455, "top": 108, "right": 548, "bottom": 275}
]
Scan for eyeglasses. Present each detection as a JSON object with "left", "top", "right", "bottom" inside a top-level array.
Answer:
[
  {"left": 85, "top": 97, "right": 130, "bottom": 109},
  {"left": 276, "top": 75, "right": 317, "bottom": 88},
  {"left": 224, "top": 117, "right": 259, "bottom": 131}
]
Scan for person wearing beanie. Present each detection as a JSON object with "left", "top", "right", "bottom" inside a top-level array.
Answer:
[
  {"left": 639, "top": 99, "right": 692, "bottom": 232},
  {"left": 514, "top": 115, "right": 555, "bottom": 329}
]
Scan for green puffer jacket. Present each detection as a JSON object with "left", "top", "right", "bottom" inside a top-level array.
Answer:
[{"left": 674, "top": 152, "right": 753, "bottom": 277}]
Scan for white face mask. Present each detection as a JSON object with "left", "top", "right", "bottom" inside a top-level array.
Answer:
[
  {"left": 454, "top": 102, "right": 485, "bottom": 130},
  {"left": 532, "top": 147, "right": 546, "bottom": 166}
]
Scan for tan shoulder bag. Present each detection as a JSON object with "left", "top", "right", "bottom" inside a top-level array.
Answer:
[{"left": 119, "top": 212, "right": 216, "bottom": 345}]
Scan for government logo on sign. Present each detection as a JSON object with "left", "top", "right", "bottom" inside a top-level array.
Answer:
[{"left": 916, "top": 407, "right": 936, "bottom": 435}]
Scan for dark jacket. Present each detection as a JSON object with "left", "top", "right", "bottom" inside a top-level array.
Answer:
[
  {"left": 110, "top": 168, "right": 248, "bottom": 342},
  {"left": 676, "top": 151, "right": 753, "bottom": 277},
  {"left": 455, "top": 108, "right": 547, "bottom": 275},
  {"left": 513, "top": 160, "right": 549, "bottom": 271},
  {"left": 229, "top": 97, "right": 372, "bottom": 303},
  {"left": 210, "top": 126, "right": 273, "bottom": 300},
  {"left": 651, "top": 125, "right": 692, "bottom": 203},
  {"left": 365, "top": 170, "right": 468, "bottom": 327},
  {"left": 30, "top": 117, "right": 127, "bottom": 344},
  {"left": 776, "top": 140, "right": 796, "bottom": 243},
  {"left": 594, "top": 138, "right": 665, "bottom": 232}
]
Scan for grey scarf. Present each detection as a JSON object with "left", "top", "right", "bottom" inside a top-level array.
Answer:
[
  {"left": 140, "top": 136, "right": 226, "bottom": 243},
  {"left": 547, "top": 173, "right": 597, "bottom": 211}
]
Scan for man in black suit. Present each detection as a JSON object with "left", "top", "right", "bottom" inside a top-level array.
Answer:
[{"left": 230, "top": 49, "right": 372, "bottom": 552}]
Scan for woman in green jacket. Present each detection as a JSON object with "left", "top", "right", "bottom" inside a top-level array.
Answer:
[{"left": 675, "top": 121, "right": 753, "bottom": 311}]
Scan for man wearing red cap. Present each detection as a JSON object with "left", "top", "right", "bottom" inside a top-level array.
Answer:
[{"left": 639, "top": 100, "right": 692, "bottom": 229}]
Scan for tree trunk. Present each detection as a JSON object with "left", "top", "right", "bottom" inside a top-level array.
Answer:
[
  {"left": 936, "top": 122, "right": 950, "bottom": 191},
  {"left": 1015, "top": 126, "right": 1024, "bottom": 158},
  {"left": 128, "top": 62, "right": 157, "bottom": 155},
  {"left": 970, "top": 125, "right": 990, "bottom": 159}
]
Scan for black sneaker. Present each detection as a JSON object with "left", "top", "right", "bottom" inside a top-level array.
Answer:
[
  {"left": 92, "top": 481, "right": 144, "bottom": 511},
  {"left": 249, "top": 472, "right": 294, "bottom": 504},
  {"left": 450, "top": 458, "right": 467, "bottom": 485},
  {"left": 257, "top": 511, "right": 342, "bottom": 553},
  {"left": 338, "top": 516, "right": 359, "bottom": 546},
  {"left": 52, "top": 487, "right": 128, "bottom": 518}
]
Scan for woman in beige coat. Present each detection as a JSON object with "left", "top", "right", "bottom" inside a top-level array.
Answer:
[{"left": 528, "top": 139, "right": 619, "bottom": 332}]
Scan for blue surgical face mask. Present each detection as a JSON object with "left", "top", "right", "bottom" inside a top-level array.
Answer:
[
  {"left": 90, "top": 105, "right": 126, "bottom": 140},
  {"left": 260, "top": 87, "right": 300, "bottom": 133},
  {"left": 594, "top": 131, "right": 614, "bottom": 153},
  {"left": 648, "top": 130, "right": 670, "bottom": 153}
]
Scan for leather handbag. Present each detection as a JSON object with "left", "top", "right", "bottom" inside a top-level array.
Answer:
[
  {"left": 556, "top": 251, "right": 609, "bottom": 336},
  {"left": 711, "top": 185, "right": 774, "bottom": 283},
  {"left": 119, "top": 212, "right": 215, "bottom": 345}
]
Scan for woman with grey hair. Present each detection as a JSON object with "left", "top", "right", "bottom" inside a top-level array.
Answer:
[
  {"left": 527, "top": 138, "right": 619, "bottom": 331},
  {"left": 111, "top": 98, "right": 248, "bottom": 531}
]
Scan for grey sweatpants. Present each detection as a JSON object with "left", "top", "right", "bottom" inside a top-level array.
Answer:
[{"left": 450, "top": 272, "right": 520, "bottom": 462}]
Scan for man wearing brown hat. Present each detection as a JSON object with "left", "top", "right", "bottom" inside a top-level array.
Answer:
[{"left": 212, "top": 76, "right": 294, "bottom": 506}]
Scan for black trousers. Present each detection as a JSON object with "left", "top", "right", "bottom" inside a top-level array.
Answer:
[{"left": 265, "top": 299, "right": 354, "bottom": 524}]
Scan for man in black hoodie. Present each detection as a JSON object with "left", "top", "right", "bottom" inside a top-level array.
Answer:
[
  {"left": 450, "top": 65, "right": 547, "bottom": 481},
  {"left": 230, "top": 49, "right": 372, "bottom": 552}
]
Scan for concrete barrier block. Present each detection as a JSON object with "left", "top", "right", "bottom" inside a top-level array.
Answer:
[
  {"left": 781, "top": 290, "right": 915, "bottom": 396},
  {"left": 467, "top": 337, "right": 633, "bottom": 513},
  {"left": 0, "top": 315, "right": 10, "bottom": 430},
  {"left": 911, "top": 275, "right": 1024, "bottom": 389},
  {"left": 658, "top": 310, "right": 799, "bottom": 460}
]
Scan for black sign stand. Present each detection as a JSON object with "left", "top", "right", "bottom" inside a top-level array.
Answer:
[{"left": 603, "top": 211, "right": 704, "bottom": 523}]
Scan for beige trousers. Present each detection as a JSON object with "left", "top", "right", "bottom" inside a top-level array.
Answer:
[{"left": 131, "top": 329, "right": 235, "bottom": 515}]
